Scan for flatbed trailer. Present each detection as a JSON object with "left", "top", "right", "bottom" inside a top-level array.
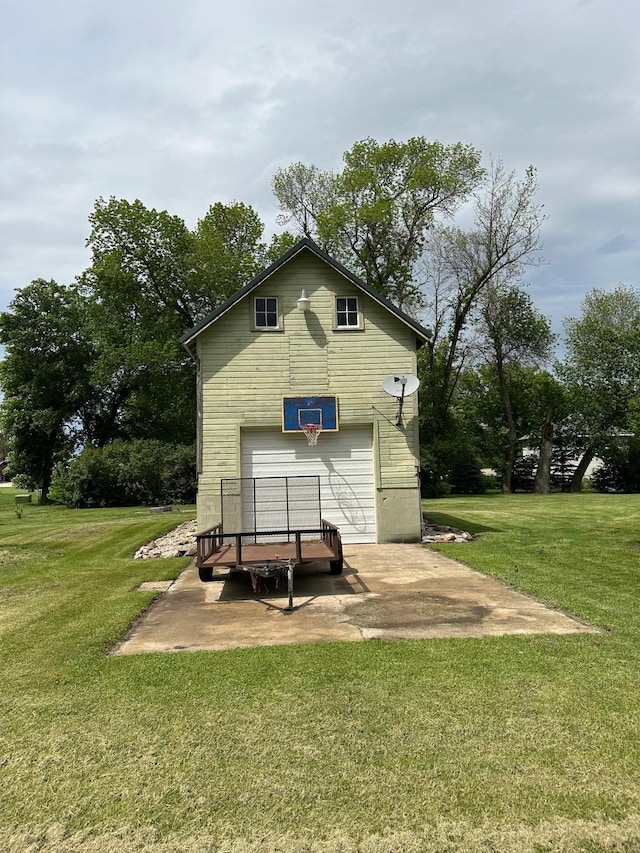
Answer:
[
  {"left": 195, "top": 474, "right": 344, "bottom": 584},
  {"left": 195, "top": 520, "right": 343, "bottom": 582}
]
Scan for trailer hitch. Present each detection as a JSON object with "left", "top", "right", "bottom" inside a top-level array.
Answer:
[{"left": 246, "top": 558, "right": 296, "bottom": 611}]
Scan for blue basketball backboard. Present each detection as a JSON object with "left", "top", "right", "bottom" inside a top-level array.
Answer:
[{"left": 282, "top": 395, "right": 339, "bottom": 432}]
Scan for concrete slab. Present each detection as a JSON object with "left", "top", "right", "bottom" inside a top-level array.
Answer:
[
  {"left": 137, "top": 581, "right": 173, "bottom": 592},
  {"left": 113, "top": 544, "right": 597, "bottom": 655}
]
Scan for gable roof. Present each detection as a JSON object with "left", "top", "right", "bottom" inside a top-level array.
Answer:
[{"left": 180, "top": 237, "right": 432, "bottom": 351}]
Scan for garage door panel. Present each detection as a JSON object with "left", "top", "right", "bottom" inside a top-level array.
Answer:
[{"left": 241, "top": 428, "right": 376, "bottom": 544}]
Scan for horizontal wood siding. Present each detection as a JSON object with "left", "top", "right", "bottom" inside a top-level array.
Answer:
[
  {"left": 197, "top": 252, "right": 420, "bottom": 522},
  {"left": 198, "top": 420, "right": 238, "bottom": 488}
]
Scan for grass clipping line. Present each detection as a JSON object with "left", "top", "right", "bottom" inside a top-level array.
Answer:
[{"left": 3, "top": 816, "right": 640, "bottom": 853}]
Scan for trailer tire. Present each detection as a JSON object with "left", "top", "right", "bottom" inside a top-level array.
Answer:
[
  {"left": 329, "top": 547, "right": 343, "bottom": 575},
  {"left": 198, "top": 566, "right": 213, "bottom": 582}
]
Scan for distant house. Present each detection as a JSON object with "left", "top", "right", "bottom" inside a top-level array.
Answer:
[{"left": 180, "top": 238, "right": 430, "bottom": 544}]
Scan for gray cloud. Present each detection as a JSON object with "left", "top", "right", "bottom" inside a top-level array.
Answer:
[
  {"left": 598, "top": 234, "right": 640, "bottom": 255},
  {"left": 1, "top": 0, "right": 639, "bottom": 342}
]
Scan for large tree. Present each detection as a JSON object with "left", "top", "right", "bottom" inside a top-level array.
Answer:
[
  {"left": 559, "top": 285, "right": 640, "bottom": 491},
  {"left": 0, "top": 280, "right": 94, "bottom": 501},
  {"left": 273, "top": 136, "right": 484, "bottom": 308},
  {"left": 530, "top": 372, "right": 568, "bottom": 494},
  {"left": 1, "top": 197, "right": 292, "bottom": 496},
  {"left": 85, "top": 196, "right": 276, "bottom": 331},
  {"left": 418, "top": 160, "right": 545, "bottom": 460},
  {"left": 80, "top": 197, "right": 279, "bottom": 445},
  {"left": 86, "top": 197, "right": 198, "bottom": 328},
  {"left": 191, "top": 201, "right": 273, "bottom": 310},
  {"left": 475, "top": 282, "right": 555, "bottom": 492}
]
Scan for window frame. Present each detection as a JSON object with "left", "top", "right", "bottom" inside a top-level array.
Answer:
[
  {"left": 252, "top": 295, "right": 283, "bottom": 331},
  {"left": 333, "top": 294, "right": 363, "bottom": 330}
]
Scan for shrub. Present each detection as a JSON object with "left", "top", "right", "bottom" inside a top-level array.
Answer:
[
  {"left": 420, "top": 440, "right": 485, "bottom": 497},
  {"left": 591, "top": 438, "right": 640, "bottom": 494},
  {"left": 511, "top": 454, "right": 537, "bottom": 492},
  {"left": 449, "top": 453, "right": 486, "bottom": 495},
  {"left": 420, "top": 442, "right": 454, "bottom": 498},
  {"left": 49, "top": 440, "right": 196, "bottom": 507}
]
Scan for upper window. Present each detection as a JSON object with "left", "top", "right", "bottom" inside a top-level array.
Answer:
[
  {"left": 253, "top": 296, "right": 281, "bottom": 330},
  {"left": 334, "top": 296, "right": 362, "bottom": 329}
]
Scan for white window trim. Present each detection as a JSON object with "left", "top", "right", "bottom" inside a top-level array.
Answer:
[
  {"left": 333, "top": 294, "right": 364, "bottom": 330},
  {"left": 252, "top": 295, "right": 283, "bottom": 331}
]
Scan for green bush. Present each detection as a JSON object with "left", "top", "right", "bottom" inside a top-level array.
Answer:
[
  {"left": 420, "top": 444, "right": 450, "bottom": 498},
  {"left": 420, "top": 439, "right": 485, "bottom": 497},
  {"left": 49, "top": 440, "right": 196, "bottom": 507},
  {"left": 511, "top": 454, "right": 537, "bottom": 492},
  {"left": 591, "top": 437, "right": 640, "bottom": 494},
  {"left": 449, "top": 453, "right": 486, "bottom": 494}
]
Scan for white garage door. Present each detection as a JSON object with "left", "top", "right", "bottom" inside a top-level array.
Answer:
[{"left": 241, "top": 428, "right": 376, "bottom": 544}]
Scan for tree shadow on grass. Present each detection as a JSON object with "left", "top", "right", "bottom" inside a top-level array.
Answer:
[{"left": 423, "top": 511, "right": 501, "bottom": 534}]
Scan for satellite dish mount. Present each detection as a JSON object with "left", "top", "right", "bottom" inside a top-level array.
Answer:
[{"left": 381, "top": 374, "right": 420, "bottom": 426}]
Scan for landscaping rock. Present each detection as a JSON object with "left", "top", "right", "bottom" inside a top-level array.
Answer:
[
  {"left": 134, "top": 519, "right": 198, "bottom": 559},
  {"left": 422, "top": 520, "right": 476, "bottom": 544},
  {"left": 136, "top": 517, "right": 476, "bottom": 557}
]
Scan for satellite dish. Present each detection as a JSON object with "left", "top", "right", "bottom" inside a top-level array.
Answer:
[
  {"left": 381, "top": 374, "right": 420, "bottom": 398},
  {"left": 381, "top": 374, "right": 420, "bottom": 426}
]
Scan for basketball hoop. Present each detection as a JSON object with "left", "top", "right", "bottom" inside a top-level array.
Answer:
[{"left": 302, "top": 423, "right": 321, "bottom": 446}]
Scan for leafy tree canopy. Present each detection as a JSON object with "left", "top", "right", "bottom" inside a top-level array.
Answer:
[
  {"left": 560, "top": 285, "right": 640, "bottom": 445},
  {"left": 418, "top": 160, "right": 546, "bottom": 458},
  {"left": 273, "top": 136, "right": 484, "bottom": 308},
  {"left": 79, "top": 196, "right": 285, "bottom": 447},
  {"left": 0, "top": 279, "right": 93, "bottom": 499},
  {"left": 474, "top": 281, "right": 555, "bottom": 492},
  {"left": 0, "top": 197, "right": 284, "bottom": 492}
]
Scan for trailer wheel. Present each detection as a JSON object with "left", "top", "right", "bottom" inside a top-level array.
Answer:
[
  {"left": 198, "top": 566, "right": 213, "bottom": 582},
  {"left": 329, "top": 547, "right": 343, "bottom": 575}
]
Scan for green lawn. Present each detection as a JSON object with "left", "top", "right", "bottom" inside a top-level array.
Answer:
[{"left": 1, "top": 488, "right": 640, "bottom": 852}]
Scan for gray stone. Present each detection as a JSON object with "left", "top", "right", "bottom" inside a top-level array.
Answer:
[
  {"left": 421, "top": 520, "right": 475, "bottom": 544},
  {"left": 134, "top": 519, "right": 198, "bottom": 559}
]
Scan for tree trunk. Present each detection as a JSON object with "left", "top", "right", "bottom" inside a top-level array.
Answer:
[
  {"left": 533, "top": 407, "right": 553, "bottom": 494},
  {"left": 40, "top": 463, "right": 52, "bottom": 505},
  {"left": 496, "top": 358, "right": 517, "bottom": 494},
  {"left": 39, "top": 431, "right": 59, "bottom": 505},
  {"left": 570, "top": 445, "right": 596, "bottom": 492},
  {"left": 502, "top": 439, "right": 516, "bottom": 494}
]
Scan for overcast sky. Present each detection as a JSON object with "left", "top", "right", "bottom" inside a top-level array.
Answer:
[{"left": 1, "top": 0, "right": 638, "bottom": 336}]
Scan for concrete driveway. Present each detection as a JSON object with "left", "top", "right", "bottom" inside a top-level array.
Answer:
[{"left": 113, "top": 543, "right": 596, "bottom": 655}]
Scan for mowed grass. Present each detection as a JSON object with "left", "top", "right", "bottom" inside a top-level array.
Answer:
[{"left": 1, "top": 489, "right": 640, "bottom": 852}]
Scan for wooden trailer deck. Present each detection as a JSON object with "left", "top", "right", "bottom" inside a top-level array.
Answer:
[
  {"left": 199, "top": 538, "right": 336, "bottom": 568},
  {"left": 196, "top": 520, "right": 343, "bottom": 581}
]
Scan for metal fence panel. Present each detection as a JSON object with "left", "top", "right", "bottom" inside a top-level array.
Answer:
[{"left": 221, "top": 476, "right": 322, "bottom": 543}]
